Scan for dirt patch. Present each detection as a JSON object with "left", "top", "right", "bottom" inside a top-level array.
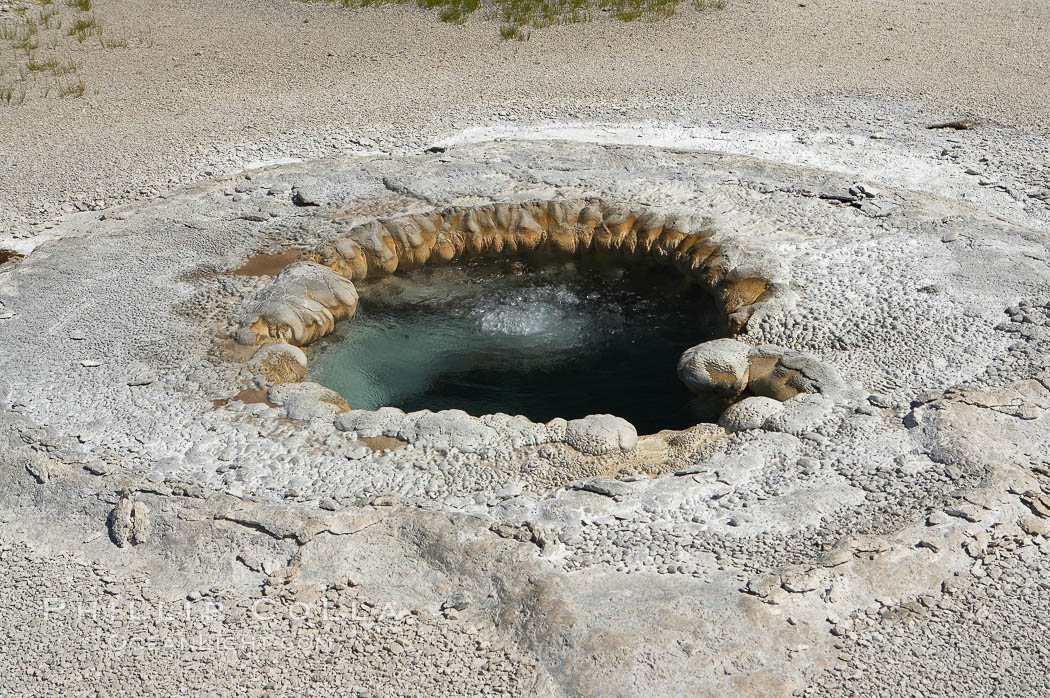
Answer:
[
  {"left": 360, "top": 435, "right": 410, "bottom": 452},
  {"left": 212, "top": 336, "right": 257, "bottom": 363},
  {"left": 233, "top": 249, "right": 305, "bottom": 277},
  {"left": 0, "top": 250, "right": 24, "bottom": 266},
  {"left": 212, "top": 388, "right": 277, "bottom": 409},
  {"left": 330, "top": 195, "right": 431, "bottom": 221}
]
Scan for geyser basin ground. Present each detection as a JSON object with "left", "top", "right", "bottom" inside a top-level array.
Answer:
[
  {"left": 308, "top": 257, "right": 724, "bottom": 433},
  {"left": 2, "top": 136, "right": 1050, "bottom": 697}
]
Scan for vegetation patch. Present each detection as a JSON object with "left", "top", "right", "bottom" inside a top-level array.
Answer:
[
  {"left": 67, "top": 15, "right": 100, "bottom": 42},
  {"left": 323, "top": 0, "right": 724, "bottom": 38},
  {"left": 58, "top": 77, "right": 86, "bottom": 97},
  {"left": 0, "top": 0, "right": 150, "bottom": 106}
]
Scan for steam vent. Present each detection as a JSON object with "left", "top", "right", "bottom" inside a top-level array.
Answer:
[{"left": 4, "top": 129, "right": 1050, "bottom": 696}]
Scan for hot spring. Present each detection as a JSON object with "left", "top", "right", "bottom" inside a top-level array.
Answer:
[{"left": 306, "top": 256, "right": 727, "bottom": 434}]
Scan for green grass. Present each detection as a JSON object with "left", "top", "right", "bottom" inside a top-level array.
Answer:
[
  {"left": 416, "top": 0, "right": 480, "bottom": 24},
  {"left": 325, "top": 0, "right": 723, "bottom": 37},
  {"left": 67, "top": 14, "right": 100, "bottom": 42},
  {"left": 25, "top": 56, "right": 53, "bottom": 71},
  {"left": 3, "top": 16, "right": 42, "bottom": 51},
  {"left": 26, "top": 55, "right": 77, "bottom": 75},
  {"left": 39, "top": 8, "right": 60, "bottom": 28},
  {"left": 58, "top": 77, "right": 85, "bottom": 97},
  {"left": 499, "top": 23, "right": 529, "bottom": 39},
  {"left": 0, "top": 85, "right": 27, "bottom": 105},
  {"left": 0, "top": 0, "right": 108, "bottom": 105},
  {"left": 14, "top": 35, "right": 40, "bottom": 53},
  {"left": 1, "top": 1, "right": 99, "bottom": 105},
  {"left": 435, "top": 0, "right": 480, "bottom": 23},
  {"left": 99, "top": 31, "right": 129, "bottom": 48}
]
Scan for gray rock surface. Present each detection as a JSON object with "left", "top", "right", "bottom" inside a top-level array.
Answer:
[
  {"left": 2, "top": 135, "right": 1049, "bottom": 696},
  {"left": 268, "top": 381, "right": 348, "bottom": 421},
  {"left": 107, "top": 493, "right": 151, "bottom": 548}
]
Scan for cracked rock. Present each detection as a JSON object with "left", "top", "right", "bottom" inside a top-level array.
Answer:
[{"left": 108, "top": 494, "right": 151, "bottom": 547}]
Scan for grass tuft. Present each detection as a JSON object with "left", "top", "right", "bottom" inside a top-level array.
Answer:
[
  {"left": 24, "top": 54, "right": 75, "bottom": 75},
  {"left": 416, "top": 0, "right": 480, "bottom": 23},
  {"left": 324, "top": 0, "right": 723, "bottom": 38},
  {"left": 100, "top": 34, "right": 129, "bottom": 48},
  {"left": 1, "top": 86, "right": 28, "bottom": 105},
  {"left": 39, "top": 8, "right": 60, "bottom": 28},
  {"left": 14, "top": 36, "right": 40, "bottom": 53},
  {"left": 54, "top": 56, "right": 78, "bottom": 75},
  {"left": 25, "top": 56, "right": 52, "bottom": 71},
  {"left": 67, "top": 14, "right": 100, "bottom": 42},
  {"left": 0, "top": 0, "right": 102, "bottom": 104},
  {"left": 58, "top": 77, "right": 85, "bottom": 98},
  {"left": 499, "top": 23, "right": 530, "bottom": 39}
]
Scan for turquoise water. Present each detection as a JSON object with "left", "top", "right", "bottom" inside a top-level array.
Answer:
[{"left": 307, "top": 256, "right": 726, "bottom": 434}]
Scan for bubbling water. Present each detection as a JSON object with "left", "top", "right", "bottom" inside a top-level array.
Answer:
[
  {"left": 475, "top": 286, "right": 586, "bottom": 338},
  {"left": 307, "top": 257, "right": 727, "bottom": 434}
]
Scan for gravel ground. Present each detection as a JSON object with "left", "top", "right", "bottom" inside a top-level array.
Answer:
[
  {"left": 2, "top": 0, "right": 1049, "bottom": 238},
  {"left": 807, "top": 524, "right": 1050, "bottom": 697},
  {"left": 3, "top": 1, "right": 1050, "bottom": 696},
  {"left": 0, "top": 541, "right": 539, "bottom": 697}
]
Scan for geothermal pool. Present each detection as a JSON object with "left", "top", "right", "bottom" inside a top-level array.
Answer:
[{"left": 307, "top": 256, "right": 726, "bottom": 433}]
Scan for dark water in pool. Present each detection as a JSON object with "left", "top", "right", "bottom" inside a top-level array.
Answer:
[{"left": 307, "top": 257, "right": 727, "bottom": 434}]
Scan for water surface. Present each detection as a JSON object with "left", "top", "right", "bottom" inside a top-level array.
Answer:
[{"left": 308, "top": 257, "right": 726, "bottom": 434}]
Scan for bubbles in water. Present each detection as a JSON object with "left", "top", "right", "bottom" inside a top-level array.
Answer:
[
  {"left": 475, "top": 286, "right": 582, "bottom": 338},
  {"left": 307, "top": 257, "right": 726, "bottom": 433}
]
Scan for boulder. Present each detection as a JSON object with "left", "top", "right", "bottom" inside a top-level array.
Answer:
[
  {"left": 402, "top": 409, "right": 502, "bottom": 453},
  {"left": 718, "top": 396, "right": 784, "bottom": 432},
  {"left": 677, "top": 338, "right": 752, "bottom": 397},
  {"left": 564, "top": 414, "right": 638, "bottom": 455},
  {"left": 236, "top": 262, "right": 359, "bottom": 346},
  {"left": 247, "top": 342, "right": 307, "bottom": 384}
]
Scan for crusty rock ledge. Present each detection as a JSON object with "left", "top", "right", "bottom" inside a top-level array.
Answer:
[
  {"left": 228, "top": 198, "right": 847, "bottom": 451},
  {"left": 234, "top": 198, "right": 785, "bottom": 348}
]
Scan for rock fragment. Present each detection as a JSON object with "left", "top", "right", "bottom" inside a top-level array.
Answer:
[{"left": 108, "top": 493, "right": 151, "bottom": 547}]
